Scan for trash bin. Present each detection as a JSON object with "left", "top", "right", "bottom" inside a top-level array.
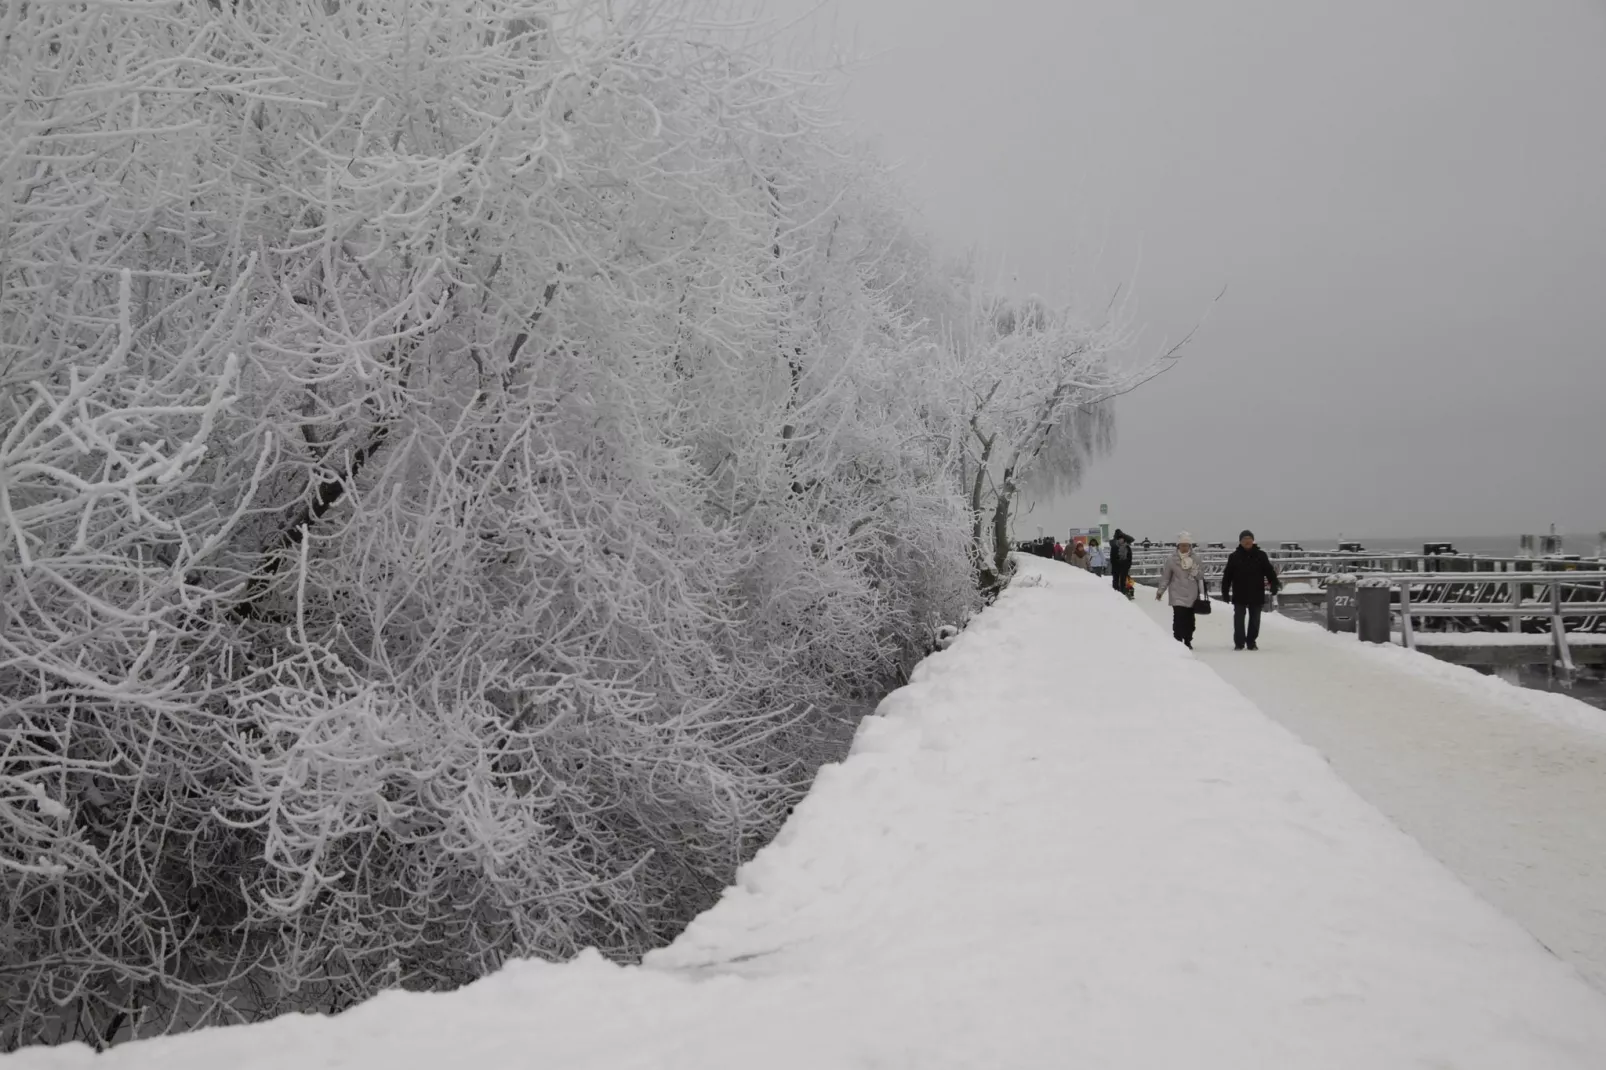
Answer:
[
  {"left": 1356, "top": 582, "right": 1392, "bottom": 644},
  {"left": 1325, "top": 578, "right": 1357, "bottom": 633}
]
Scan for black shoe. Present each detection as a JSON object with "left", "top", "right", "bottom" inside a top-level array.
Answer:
[
  {"left": 1234, "top": 644, "right": 1245, "bottom": 651},
  {"left": 1246, "top": 642, "right": 1259, "bottom": 651},
  {"left": 1184, "top": 640, "right": 1193, "bottom": 650}
]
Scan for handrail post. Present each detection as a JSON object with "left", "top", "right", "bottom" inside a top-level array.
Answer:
[
  {"left": 1399, "top": 582, "right": 1415, "bottom": 650},
  {"left": 1509, "top": 575, "right": 1522, "bottom": 634}
]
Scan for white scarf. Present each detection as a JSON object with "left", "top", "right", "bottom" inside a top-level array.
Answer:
[{"left": 1177, "top": 551, "right": 1196, "bottom": 573}]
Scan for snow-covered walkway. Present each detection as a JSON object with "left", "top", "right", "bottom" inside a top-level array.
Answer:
[
  {"left": 1137, "top": 585, "right": 1606, "bottom": 993},
  {"left": 15, "top": 561, "right": 1606, "bottom": 1069}
]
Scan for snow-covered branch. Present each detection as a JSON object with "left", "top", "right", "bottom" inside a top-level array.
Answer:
[{"left": 0, "top": 0, "right": 1161, "bottom": 1049}]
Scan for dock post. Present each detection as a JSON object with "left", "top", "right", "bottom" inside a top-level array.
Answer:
[
  {"left": 1325, "top": 578, "right": 1358, "bottom": 634},
  {"left": 1509, "top": 575, "right": 1522, "bottom": 634},
  {"left": 1356, "top": 583, "right": 1391, "bottom": 644},
  {"left": 1399, "top": 583, "right": 1415, "bottom": 650},
  {"left": 1550, "top": 579, "right": 1575, "bottom": 683}
]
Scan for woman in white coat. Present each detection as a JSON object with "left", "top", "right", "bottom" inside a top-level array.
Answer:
[{"left": 1155, "top": 533, "right": 1206, "bottom": 649}]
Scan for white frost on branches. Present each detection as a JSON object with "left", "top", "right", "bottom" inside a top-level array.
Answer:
[
  {"left": 0, "top": 0, "right": 1162, "bottom": 1050},
  {"left": 948, "top": 290, "right": 1163, "bottom": 582}
]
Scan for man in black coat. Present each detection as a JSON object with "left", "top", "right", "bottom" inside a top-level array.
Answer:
[
  {"left": 1109, "top": 529, "right": 1134, "bottom": 597},
  {"left": 1219, "top": 529, "right": 1280, "bottom": 651}
]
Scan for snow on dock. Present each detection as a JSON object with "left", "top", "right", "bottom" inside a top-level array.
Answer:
[
  {"left": 1402, "top": 632, "right": 1606, "bottom": 648},
  {"left": 13, "top": 560, "right": 1606, "bottom": 1069}
]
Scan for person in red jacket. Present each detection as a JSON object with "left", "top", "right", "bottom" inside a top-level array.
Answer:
[{"left": 1219, "top": 529, "right": 1280, "bottom": 651}]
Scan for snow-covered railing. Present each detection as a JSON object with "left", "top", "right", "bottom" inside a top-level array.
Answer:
[
  {"left": 1391, "top": 573, "right": 1606, "bottom": 672},
  {"left": 1130, "top": 551, "right": 1606, "bottom": 577}
]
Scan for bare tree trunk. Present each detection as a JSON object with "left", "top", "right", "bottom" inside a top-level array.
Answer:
[
  {"left": 991, "top": 461, "right": 1017, "bottom": 580},
  {"left": 969, "top": 429, "right": 996, "bottom": 584},
  {"left": 990, "top": 496, "right": 1012, "bottom": 579}
]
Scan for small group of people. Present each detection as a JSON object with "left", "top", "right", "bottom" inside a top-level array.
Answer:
[
  {"left": 1057, "top": 536, "right": 1109, "bottom": 576},
  {"left": 1058, "top": 529, "right": 1137, "bottom": 597},
  {"left": 1155, "top": 529, "right": 1281, "bottom": 651}
]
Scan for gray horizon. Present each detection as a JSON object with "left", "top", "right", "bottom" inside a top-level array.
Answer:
[{"left": 767, "top": 0, "right": 1606, "bottom": 545}]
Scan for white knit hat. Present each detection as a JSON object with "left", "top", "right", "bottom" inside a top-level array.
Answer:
[{"left": 1177, "top": 531, "right": 1194, "bottom": 543}]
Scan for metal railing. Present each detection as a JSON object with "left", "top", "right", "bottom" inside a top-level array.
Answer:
[
  {"left": 1126, "top": 548, "right": 1606, "bottom": 678},
  {"left": 1130, "top": 551, "right": 1603, "bottom": 578},
  {"left": 1387, "top": 573, "right": 1606, "bottom": 676}
]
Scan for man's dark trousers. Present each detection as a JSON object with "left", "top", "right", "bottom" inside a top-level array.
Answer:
[{"left": 1233, "top": 603, "right": 1262, "bottom": 648}]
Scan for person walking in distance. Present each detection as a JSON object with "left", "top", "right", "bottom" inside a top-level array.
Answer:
[
  {"left": 1088, "top": 537, "right": 1108, "bottom": 577},
  {"left": 1155, "top": 533, "right": 1205, "bottom": 649},
  {"left": 1109, "top": 529, "right": 1134, "bottom": 596},
  {"left": 1220, "top": 529, "right": 1280, "bottom": 651}
]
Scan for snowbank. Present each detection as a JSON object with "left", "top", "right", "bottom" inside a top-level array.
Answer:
[
  {"left": 1259, "top": 609, "right": 1606, "bottom": 737},
  {"left": 13, "top": 559, "right": 1606, "bottom": 1069}
]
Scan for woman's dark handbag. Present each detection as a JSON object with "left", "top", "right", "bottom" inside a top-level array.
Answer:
[{"left": 1192, "top": 578, "right": 1213, "bottom": 615}]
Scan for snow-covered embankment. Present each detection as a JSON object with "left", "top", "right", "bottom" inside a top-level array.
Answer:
[{"left": 13, "top": 558, "right": 1606, "bottom": 1068}]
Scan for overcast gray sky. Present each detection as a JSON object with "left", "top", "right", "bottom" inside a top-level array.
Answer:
[{"left": 768, "top": 0, "right": 1606, "bottom": 544}]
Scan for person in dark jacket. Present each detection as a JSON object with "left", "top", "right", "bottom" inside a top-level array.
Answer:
[
  {"left": 1219, "top": 529, "right": 1280, "bottom": 651},
  {"left": 1109, "top": 529, "right": 1134, "bottom": 596}
]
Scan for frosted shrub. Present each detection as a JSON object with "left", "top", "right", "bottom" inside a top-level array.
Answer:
[{"left": 0, "top": 0, "right": 1150, "bottom": 1049}]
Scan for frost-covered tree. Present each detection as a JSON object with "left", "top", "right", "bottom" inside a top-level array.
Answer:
[
  {"left": 948, "top": 290, "right": 1165, "bottom": 586},
  {"left": 0, "top": 0, "right": 1155, "bottom": 1049}
]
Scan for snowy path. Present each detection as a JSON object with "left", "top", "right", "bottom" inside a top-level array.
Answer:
[
  {"left": 1137, "top": 585, "right": 1606, "bottom": 992},
  {"left": 14, "top": 561, "right": 1606, "bottom": 1069}
]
